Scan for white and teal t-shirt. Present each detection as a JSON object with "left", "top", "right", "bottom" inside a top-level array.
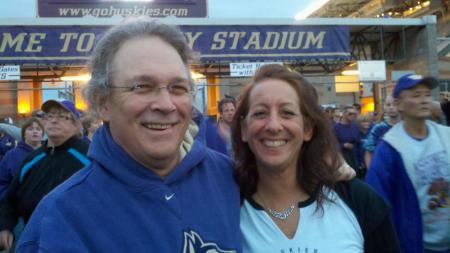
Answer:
[{"left": 240, "top": 190, "right": 364, "bottom": 253}]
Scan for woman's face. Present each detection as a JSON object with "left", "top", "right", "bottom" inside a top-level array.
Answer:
[
  {"left": 241, "top": 79, "right": 312, "bottom": 173},
  {"left": 24, "top": 121, "right": 43, "bottom": 145}
]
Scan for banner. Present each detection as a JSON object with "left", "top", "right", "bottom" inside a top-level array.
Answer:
[
  {"left": 0, "top": 25, "right": 350, "bottom": 64},
  {"left": 37, "top": 0, "right": 207, "bottom": 18}
]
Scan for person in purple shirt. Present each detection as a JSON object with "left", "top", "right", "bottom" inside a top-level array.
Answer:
[
  {"left": 334, "top": 105, "right": 361, "bottom": 170},
  {"left": 0, "top": 117, "right": 43, "bottom": 198}
]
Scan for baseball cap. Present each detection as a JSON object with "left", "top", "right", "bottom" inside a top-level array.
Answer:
[
  {"left": 41, "top": 100, "right": 81, "bottom": 120},
  {"left": 392, "top": 74, "right": 438, "bottom": 98}
]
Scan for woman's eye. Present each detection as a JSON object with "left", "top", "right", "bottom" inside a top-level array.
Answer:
[
  {"left": 251, "top": 111, "right": 266, "bottom": 118},
  {"left": 282, "top": 111, "right": 296, "bottom": 116}
]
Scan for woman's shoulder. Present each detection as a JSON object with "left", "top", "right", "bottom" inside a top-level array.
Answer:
[
  {"left": 332, "top": 179, "right": 390, "bottom": 231},
  {"left": 334, "top": 179, "right": 386, "bottom": 206}
]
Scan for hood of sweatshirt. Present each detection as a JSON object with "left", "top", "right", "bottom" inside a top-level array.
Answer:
[{"left": 87, "top": 122, "right": 208, "bottom": 190}]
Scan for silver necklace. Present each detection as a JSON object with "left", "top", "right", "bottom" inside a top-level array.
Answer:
[
  {"left": 267, "top": 205, "right": 296, "bottom": 220},
  {"left": 257, "top": 193, "right": 296, "bottom": 220}
]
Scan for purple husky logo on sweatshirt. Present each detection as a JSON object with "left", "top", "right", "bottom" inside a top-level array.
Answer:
[{"left": 182, "top": 230, "right": 236, "bottom": 253}]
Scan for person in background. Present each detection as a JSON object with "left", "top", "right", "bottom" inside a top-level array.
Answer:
[
  {"left": 363, "top": 95, "right": 401, "bottom": 168},
  {"left": 355, "top": 114, "right": 372, "bottom": 179},
  {"left": 353, "top": 103, "right": 362, "bottom": 115},
  {"left": 440, "top": 91, "right": 450, "bottom": 126},
  {"left": 0, "top": 117, "right": 43, "bottom": 198},
  {"left": 13, "top": 20, "right": 240, "bottom": 253},
  {"left": 81, "top": 113, "right": 102, "bottom": 143},
  {"left": 430, "top": 101, "right": 445, "bottom": 124},
  {"left": 334, "top": 105, "right": 361, "bottom": 170},
  {"left": 217, "top": 96, "right": 236, "bottom": 155},
  {"left": 366, "top": 74, "right": 450, "bottom": 253},
  {"left": 191, "top": 107, "right": 228, "bottom": 155},
  {"left": 324, "top": 106, "right": 335, "bottom": 123},
  {"left": 233, "top": 64, "right": 399, "bottom": 253},
  {"left": 0, "top": 100, "right": 89, "bottom": 252},
  {"left": 0, "top": 130, "right": 15, "bottom": 162},
  {"left": 332, "top": 107, "right": 342, "bottom": 124}
]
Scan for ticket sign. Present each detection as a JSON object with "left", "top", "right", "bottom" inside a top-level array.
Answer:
[
  {"left": 230, "top": 62, "right": 283, "bottom": 77},
  {"left": 0, "top": 65, "right": 20, "bottom": 80},
  {"left": 357, "top": 60, "right": 386, "bottom": 81}
]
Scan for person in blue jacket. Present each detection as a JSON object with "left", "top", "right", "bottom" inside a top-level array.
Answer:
[
  {"left": 0, "top": 130, "right": 15, "bottom": 162},
  {"left": 0, "top": 117, "right": 43, "bottom": 198},
  {"left": 14, "top": 20, "right": 241, "bottom": 253},
  {"left": 367, "top": 74, "right": 450, "bottom": 253}
]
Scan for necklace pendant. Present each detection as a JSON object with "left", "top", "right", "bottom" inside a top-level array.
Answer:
[{"left": 268, "top": 204, "right": 295, "bottom": 220}]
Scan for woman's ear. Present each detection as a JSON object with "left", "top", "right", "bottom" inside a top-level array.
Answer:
[
  {"left": 240, "top": 119, "right": 248, "bottom": 143},
  {"left": 303, "top": 122, "right": 314, "bottom": 142}
]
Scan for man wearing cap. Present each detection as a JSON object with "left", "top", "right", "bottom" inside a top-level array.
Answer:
[
  {"left": 0, "top": 100, "right": 89, "bottom": 251},
  {"left": 366, "top": 74, "right": 450, "bottom": 253}
]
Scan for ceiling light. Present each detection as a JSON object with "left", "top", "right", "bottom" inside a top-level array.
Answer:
[
  {"left": 342, "top": 70, "right": 359, "bottom": 76},
  {"left": 60, "top": 74, "right": 91, "bottom": 81},
  {"left": 190, "top": 71, "right": 205, "bottom": 80}
]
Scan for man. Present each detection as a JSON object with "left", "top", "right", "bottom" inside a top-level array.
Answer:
[
  {"left": 0, "top": 100, "right": 89, "bottom": 251},
  {"left": 14, "top": 20, "right": 241, "bottom": 252},
  {"left": 217, "top": 96, "right": 236, "bottom": 155},
  {"left": 363, "top": 95, "right": 401, "bottom": 168},
  {"left": 366, "top": 74, "right": 450, "bottom": 253},
  {"left": 334, "top": 105, "right": 361, "bottom": 170}
]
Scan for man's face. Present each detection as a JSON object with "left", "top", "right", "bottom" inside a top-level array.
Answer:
[
  {"left": 221, "top": 102, "right": 235, "bottom": 124},
  {"left": 344, "top": 108, "right": 357, "bottom": 122},
  {"left": 383, "top": 95, "right": 399, "bottom": 118},
  {"left": 396, "top": 83, "right": 432, "bottom": 120},
  {"left": 102, "top": 36, "right": 193, "bottom": 175},
  {"left": 43, "top": 107, "right": 78, "bottom": 142}
]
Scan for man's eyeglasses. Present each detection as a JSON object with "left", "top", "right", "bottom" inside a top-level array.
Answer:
[
  {"left": 110, "top": 83, "right": 195, "bottom": 97},
  {"left": 35, "top": 112, "right": 45, "bottom": 119},
  {"left": 43, "top": 113, "right": 73, "bottom": 121}
]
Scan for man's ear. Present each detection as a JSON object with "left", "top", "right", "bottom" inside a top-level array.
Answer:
[{"left": 98, "top": 100, "right": 111, "bottom": 122}]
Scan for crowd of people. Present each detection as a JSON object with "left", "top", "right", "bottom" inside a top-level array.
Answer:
[{"left": 0, "top": 19, "right": 448, "bottom": 253}]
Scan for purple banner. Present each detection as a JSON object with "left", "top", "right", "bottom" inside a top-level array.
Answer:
[
  {"left": 0, "top": 25, "right": 350, "bottom": 64},
  {"left": 37, "top": 0, "right": 207, "bottom": 18}
]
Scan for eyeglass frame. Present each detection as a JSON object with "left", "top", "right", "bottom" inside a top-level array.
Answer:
[
  {"left": 42, "top": 112, "right": 74, "bottom": 121},
  {"left": 109, "top": 82, "right": 196, "bottom": 97}
]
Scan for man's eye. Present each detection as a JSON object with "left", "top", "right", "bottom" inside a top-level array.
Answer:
[
  {"left": 169, "top": 84, "right": 190, "bottom": 95},
  {"left": 132, "top": 84, "right": 154, "bottom": 93}
]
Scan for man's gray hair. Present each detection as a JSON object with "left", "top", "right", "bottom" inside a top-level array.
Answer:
[{"left": 84, "top": 19, "right": 194, "bottom": 112}]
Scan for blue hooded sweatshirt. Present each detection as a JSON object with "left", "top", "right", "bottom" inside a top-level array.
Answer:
[
  {"left": 0, "top": 140, "right": 33, "bottom": 198},
  {"left": 16, "top": 124, "right": 241, "bottom": 253}
]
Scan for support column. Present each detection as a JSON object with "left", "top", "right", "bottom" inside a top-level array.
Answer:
[{"left": 206, "top": 76, "right": 220, "bottom": 117}]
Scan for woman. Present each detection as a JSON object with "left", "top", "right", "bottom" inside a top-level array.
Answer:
[
  {"left": 0, "top": 117, "right": 43, "bottom": 198},
  {"left": 81, "top": 113, "right": 102, "bottom": 143},
  {"left": 232, "top": 65, "right": 400, "bottom": 253}
]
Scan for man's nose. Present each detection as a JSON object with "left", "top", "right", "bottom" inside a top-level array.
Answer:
[{"left": 150, "top": 88, "right": 177, "bottom": 112}]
